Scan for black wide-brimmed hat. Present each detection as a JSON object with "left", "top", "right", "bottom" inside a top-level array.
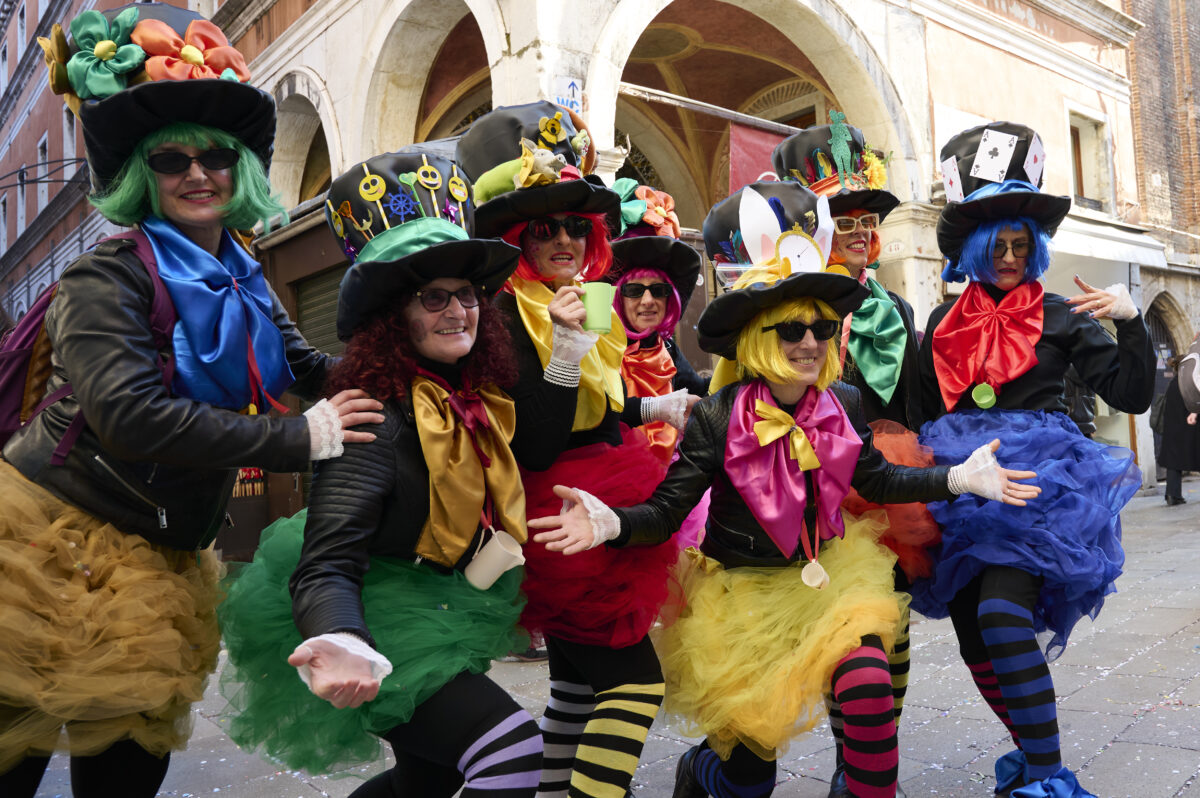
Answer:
[
  {"left": 42, "top": 2, "right": 274, "bottom": 190},
  {"left": 772, "top": 111, "right": 899, "bottom": 219},
  {"left": 698, "top": 180, "right": 867, "bottom": 359},
  {"left": 455, "top": 101, "right": 619, "bottom": 238},
  {"left": 937, "top": 122, "right": 1071, "bottom": 258},
  {"left": 327, "top": 149, "right": 519, "bottom": 341}
]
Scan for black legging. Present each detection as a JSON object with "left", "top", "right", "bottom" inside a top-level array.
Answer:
[
  {"left": 348, "top": 670, "right": 542, "bottom": 798},
  {"left": 0, "top": 738, "right": 171, "bottom": 798}
]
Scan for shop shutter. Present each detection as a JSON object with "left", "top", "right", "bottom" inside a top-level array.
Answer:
[{"left": 294, "top": 264, "right": 349, "bottom": 501}]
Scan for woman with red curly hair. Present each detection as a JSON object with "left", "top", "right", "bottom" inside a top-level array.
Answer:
[
  {"left": 219, "top": 151, "right": 547, "bottom": 797},
  {"left": 459, "top": 103, "right": 686, "bottom": 798}
]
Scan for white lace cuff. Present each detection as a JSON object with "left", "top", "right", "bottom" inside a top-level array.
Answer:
[
  {"left": 551, "top": 323, "right": 599, "bottom": 365},
  {"left": 304, "top": 399, "right": 344, "bottom": 461},
  {"left": 294, "top": 632, "right": 393, "bottom": 692},
  {"left": 1101, "top": 283, "right": 1138, "bottom": 320},
  {"left": 565, "top": 487, "right": 621, "bottom": 550},
  {"left": 948, "top": 443, "right": 1006, "bottom": 502},
  {"left": 641, "top": 389, "right": 689, "bottom": 430}
]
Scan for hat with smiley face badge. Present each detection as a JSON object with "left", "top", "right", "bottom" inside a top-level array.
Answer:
[
  {"left": 455, "top": 101, "right": 620, "bottom": 238},
  {"left": 697, "top": 181, "right": 868, "bottom": 360},
  {"left": 327, "top": 148, "right": 520, "bottom": 341}
]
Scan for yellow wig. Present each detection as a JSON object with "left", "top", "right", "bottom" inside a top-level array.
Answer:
[{"left": 734, "top": 297, "right": 842, "bottom": 390}]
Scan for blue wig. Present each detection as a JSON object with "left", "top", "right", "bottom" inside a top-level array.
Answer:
[{"left": 942, "top": 216, "right": 1052, "bottom": 284}]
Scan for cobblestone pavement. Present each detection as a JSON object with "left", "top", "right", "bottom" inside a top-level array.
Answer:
[{"left": 33, "top": 480, "right": 1200, "bottom": 797}]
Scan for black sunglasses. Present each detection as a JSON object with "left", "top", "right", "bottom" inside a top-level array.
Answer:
[
  {"left": 413, "top": 285, "right": 482, "bottom": 312},
  {"left": 526, "top": 215, "right": 593, "bottom": 240},
  {"left": 762, "top": 320, "right": 841, "bottom": 342},
  {"left": 620, "top": 282, "right": 672, "bottom": 300},
  {"left": 147, "top": 148, "right": 240, "bottom": 175},
  {"left": 992, "top": 239, "right": 1031, "bottom": 259}
]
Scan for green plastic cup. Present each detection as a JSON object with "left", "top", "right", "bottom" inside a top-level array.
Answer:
[{"left": 581, "top": 282, "right": 616, "bottom": 334}]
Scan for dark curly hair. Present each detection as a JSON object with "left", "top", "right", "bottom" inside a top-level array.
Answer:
[{"left": 326, "top": 296, "right": 517, "bottom": 400}]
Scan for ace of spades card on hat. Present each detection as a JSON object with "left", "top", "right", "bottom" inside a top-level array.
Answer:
[{"left": 969, "top": 128, "right": 1019, "bottom": 183}]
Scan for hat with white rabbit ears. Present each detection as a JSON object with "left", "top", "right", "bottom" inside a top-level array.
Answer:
[
  {"left": 39, "top": 2, "right": 274, "bottom": 191},
  {"left": 697, "top": 181, "right": 868, "bottom": 360}
]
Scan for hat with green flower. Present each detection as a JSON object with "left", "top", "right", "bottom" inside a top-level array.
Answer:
[{"left": 39, "top": 2, "right": 273, "bottom": 190}]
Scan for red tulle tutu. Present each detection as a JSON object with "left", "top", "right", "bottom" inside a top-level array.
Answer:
[
  {"left": 520, "top": 426, "right": 677, "bottom": 648},
  {"left": 842, "top": 420, "right": 941, "bottom": 581}
]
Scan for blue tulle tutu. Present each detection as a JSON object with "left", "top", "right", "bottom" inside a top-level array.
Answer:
[{"left": 910, "top": 410, "right": 1140, "bottom": 660}]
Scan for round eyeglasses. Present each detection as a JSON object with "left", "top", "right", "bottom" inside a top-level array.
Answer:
[{"left": 413, "top": 285, "right": 482, "bottom": 312}]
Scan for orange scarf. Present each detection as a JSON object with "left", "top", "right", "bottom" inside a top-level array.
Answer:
[{"left": 621, "top": 340, "right": 679, "bottom": 462}]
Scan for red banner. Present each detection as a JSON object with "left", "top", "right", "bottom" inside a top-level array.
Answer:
[{"left": 729, "top": 123, "right": 787, "bottom": 196}]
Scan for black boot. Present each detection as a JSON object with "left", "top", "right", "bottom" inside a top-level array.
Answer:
[
  {"left": 673, "top": 746, "right": 708, "bottom": 798},
  {"left": 829, "top": 762, "right": 907, "bottom": 797}
]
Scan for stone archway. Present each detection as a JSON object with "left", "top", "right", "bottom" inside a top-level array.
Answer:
[{"left": 270, "top": 69, "right": 341, "bottom": 209}]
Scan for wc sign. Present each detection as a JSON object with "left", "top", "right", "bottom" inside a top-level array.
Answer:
[{"left": 553, "top": 76, "right": 583, "bottom": 113}]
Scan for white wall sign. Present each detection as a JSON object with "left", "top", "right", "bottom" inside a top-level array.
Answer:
[{"left": 553, "top": 76, "right": 583, "bottom": 113}]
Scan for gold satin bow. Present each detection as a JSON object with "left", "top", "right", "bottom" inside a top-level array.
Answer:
[{"left": 752, "top": 399, "right": 821, "bottom": 470}]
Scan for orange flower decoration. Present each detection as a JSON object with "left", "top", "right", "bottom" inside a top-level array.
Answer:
[
  {"left": 131, "top": 19, "right": 250, "bottom": 82},
  {"left": 634, "top": 185, "right": 681, "bottom": 238}
]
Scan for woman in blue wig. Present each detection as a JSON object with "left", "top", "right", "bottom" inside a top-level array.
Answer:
[
  {"left": 915, "top": 123, "right": 1154, "bottom": 797},
  {"left": 0, "top": 6, "right": 380, "bottom": 796}
]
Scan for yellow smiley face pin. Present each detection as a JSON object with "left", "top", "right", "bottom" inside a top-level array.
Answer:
[{"left": 359, "top": 172, "right": 386, "bottom": 203}]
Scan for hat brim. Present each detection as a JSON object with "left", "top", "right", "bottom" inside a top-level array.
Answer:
[
  {"left": 827, "top": 189, "right": 900, "bottom": 220},
  {"left": 697, "top": 272, "right": 869, "bottom": 360},
  {"left": 608, "top": 237, "right": 703, "bottom": 315},
  {"left": 336, "top": 239, "right": 519, "bottom": 341},
  {"left": 472, "top": 179, "right": 620, "bottom": 238},
  {"left": 79, "top": 79, "right": 275, "bottom": 189},
  {"left": 937, "top": 191, "right": 1071, "bottom": 258}
]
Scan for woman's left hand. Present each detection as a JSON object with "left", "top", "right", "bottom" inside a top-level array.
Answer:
[
  {"left": 328, "top": 389, "right": 385, "bottom": 444},
  {"left": 1065, "top": 276, "right": 1136, "bottom": 320},
  {"left": 528, "top": 484, "right": 599, "bottom": 555}
]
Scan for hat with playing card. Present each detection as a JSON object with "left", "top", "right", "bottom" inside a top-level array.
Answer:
[
  {"left": 771, "top": 110, "right": 900, "bottom": 219},
  {"left": 937, "top": 121, "right": 1070, "bottom": 258}
]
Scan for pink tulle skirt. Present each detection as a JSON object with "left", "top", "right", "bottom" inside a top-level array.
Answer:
[{"left": 520, "top": 426, "right": 677, "bottom": 648}]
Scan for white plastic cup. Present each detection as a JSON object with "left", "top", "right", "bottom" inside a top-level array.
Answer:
[{"left": 464, "top": 530, "right": 525, "bottom": 590}]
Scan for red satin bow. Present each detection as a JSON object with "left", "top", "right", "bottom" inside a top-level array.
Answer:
[{"left": 932, "top": 281, "right": 1044, "bottom": 411}]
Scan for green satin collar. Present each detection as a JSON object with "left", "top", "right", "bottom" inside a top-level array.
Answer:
[{"left": 847, "top": 278, "right": 906, "bottom": 405}]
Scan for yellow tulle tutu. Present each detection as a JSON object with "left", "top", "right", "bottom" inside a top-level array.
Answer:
[
  {"left": 0, "top": 461, "right": 222, "bottom": 770},
  {"left": 653, "top": 513, "right": 905, "bottom": 761}
]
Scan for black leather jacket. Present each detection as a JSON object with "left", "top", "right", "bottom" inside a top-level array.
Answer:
[
  {"left": 2, "top": 236, "right": 329, "bottom": 551},
  {"left": 613, "top": 380, "right": 954, "bottom": 568}
]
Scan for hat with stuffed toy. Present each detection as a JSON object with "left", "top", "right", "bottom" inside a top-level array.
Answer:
[
  {"left": 327, "top": 148, "right": 519, "bottom": 341},
  {"left": 38, "top": 2, "right": 273, "bottom": 191},
  {"left": 936, "top": 122, "right": 1071, "bottom": 259},
  {"left": 698, "top": 181, "right": 868, "bottom": 360},
  {"left": 605, "top": 178, "right": 702, "bottom": 318},
  {"left": 454, "top": 101, "right": 620, "bottom": 238},
  {"left": 771, "top": 110, "right": 899, "bottom": 219}
]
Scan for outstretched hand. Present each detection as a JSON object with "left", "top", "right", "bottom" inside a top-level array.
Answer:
[
  {"left": 288, "top": 637, "right": 380, "bottom": 709},
  {"left": 528, "top": 484, "right": 597, "bottom": 555},
  {"left": 327, "top": 389, "right": 385, "bottom": 444},
  {"left": 1065, "top": 275, "right": 1122, "bottom": 320},
  {"left": 983, "top": 439, "right": 1041, "bottom": 506},
  {"left": 957, "top": 439, "right": 1041, "bottom": 506}
]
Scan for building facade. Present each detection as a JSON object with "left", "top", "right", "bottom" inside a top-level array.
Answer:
[{"left": 0, "top": 0, "right": 1182, "bottom": 488}]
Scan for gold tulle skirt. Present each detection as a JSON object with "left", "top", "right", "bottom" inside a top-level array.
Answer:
[
  {"left": 0, "top": 461, "right": 221, "bottom": 770},
  {"left": 653, "top": 513, "right": 905, "bottom": 761}
]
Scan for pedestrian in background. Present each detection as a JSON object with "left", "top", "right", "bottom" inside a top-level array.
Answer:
[{"left": 1158, "top": 354, "right": 1200, "bottom": 506}]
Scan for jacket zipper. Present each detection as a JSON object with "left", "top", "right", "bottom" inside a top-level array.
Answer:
[{"left": 93, "top": 455, "right": 168, "bottom": 529}]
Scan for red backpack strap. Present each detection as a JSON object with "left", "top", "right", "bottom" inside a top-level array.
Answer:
[{"left": 102, "top": 230, "right": 178, "bottom": 388}]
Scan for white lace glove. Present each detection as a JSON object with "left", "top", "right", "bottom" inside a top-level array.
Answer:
[
  {"left": 294, "top": 632, "right": 393, "bottom": 691},
  {"left": 545, "top": 324, "right": 600, "bottom": 387},
  {"left": 1101, "top": 283, "right": 1138, "bottom": 320},
  {"left": 947, "top": 443, "right": 1006, "bottom": 502},
  {"left": 564, "top": 487, "right": 621, "bottom": 550},
  {"left": 303, "top": 399, "right": 344, "bottom": 461},
  {"left": 641, "top": 389, "right": 689, "bottom": 430}
]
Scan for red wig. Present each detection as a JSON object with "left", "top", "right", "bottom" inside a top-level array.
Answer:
[
  {"left": 501, "top": 210, "right": 613, "bottom": 283},
  {"left": 326, "top": 297, "right": 518, "bottom": 401}
]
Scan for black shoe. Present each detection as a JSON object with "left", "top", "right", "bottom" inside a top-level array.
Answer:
[
  {"left": 1167, "top": 495, "right": 1187, "bottom": 506},
  {"left": 673, "top": 746, "right": 707, "bottom": 798},
  {"left": 828, "top": 762, "right": 849, "bottom": 797}
]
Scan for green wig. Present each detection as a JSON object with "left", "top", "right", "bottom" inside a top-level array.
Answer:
[{"left": 90, "top": 121, "right": 287, "bottom": 231}]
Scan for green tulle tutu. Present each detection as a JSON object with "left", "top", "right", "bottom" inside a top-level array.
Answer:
[{"left": 218, "top": 510, "right": 527, "bottom": 773}]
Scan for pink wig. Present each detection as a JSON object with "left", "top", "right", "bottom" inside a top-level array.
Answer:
[{"left": 614, "top": 266, "right": 682, "bottom": 340}]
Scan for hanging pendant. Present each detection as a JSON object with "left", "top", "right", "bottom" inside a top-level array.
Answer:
[{"left": 801, "top": 560, "right": 830, "bottom": 590}]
